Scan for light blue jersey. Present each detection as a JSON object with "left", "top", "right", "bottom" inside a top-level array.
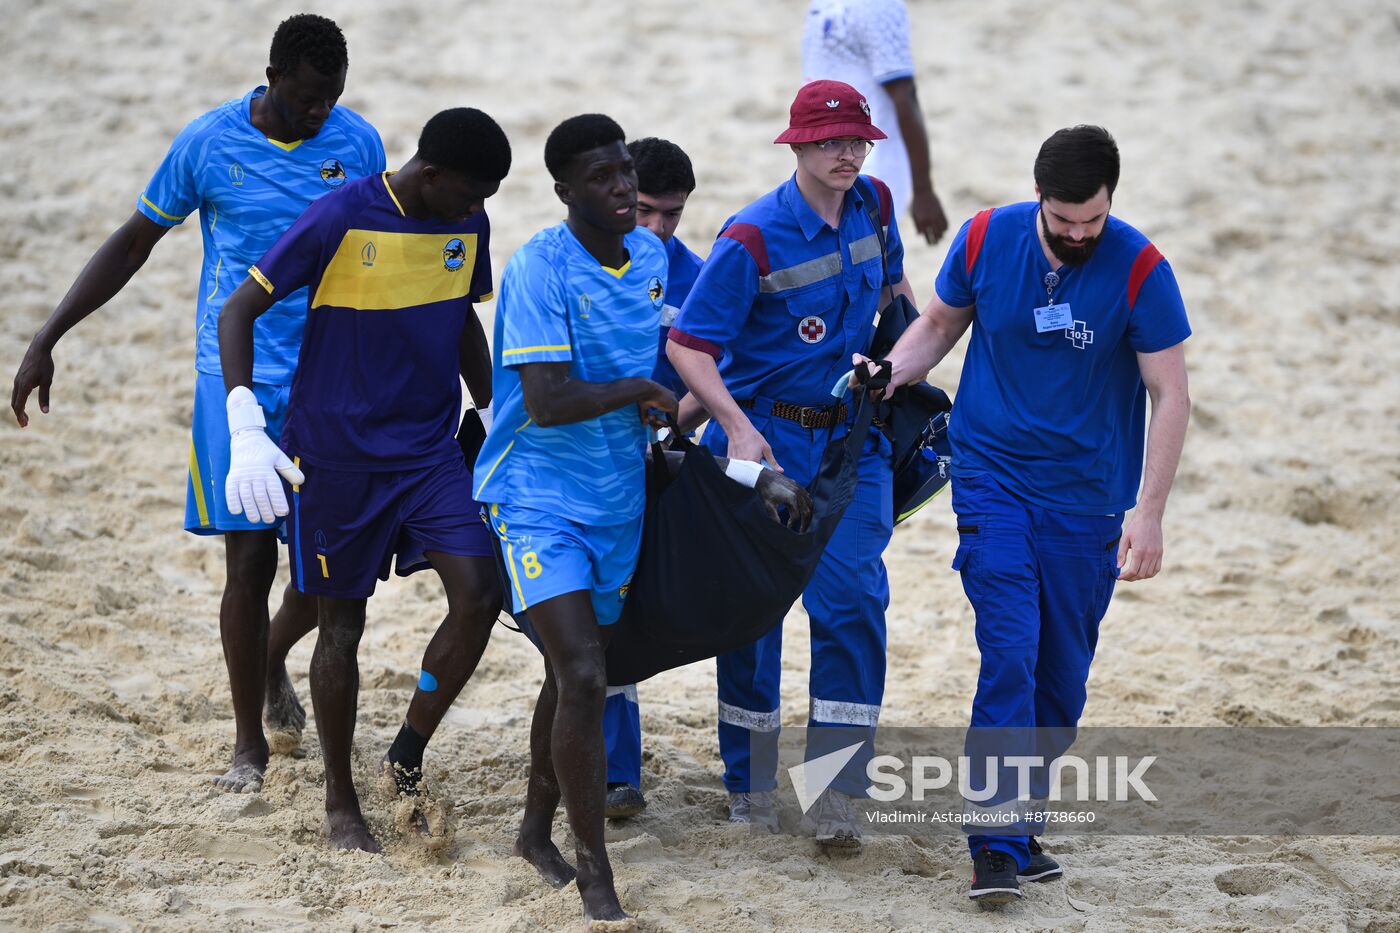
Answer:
[
  {"left": 474, "top": 223, "right": 667, "bottom": 526},
  {"left": 139, "top": 87, "right": 385, "bottom": 384}
]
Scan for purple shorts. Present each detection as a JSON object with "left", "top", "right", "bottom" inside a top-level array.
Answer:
[{"left": 286, "top": 456, "right": 494, "bottom": 599}]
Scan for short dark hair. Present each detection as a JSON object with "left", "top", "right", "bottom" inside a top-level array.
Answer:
[
  {"left": 626, "top": 138, "right": 695, "bottom": 196},
  {"left": 545, "top": 114, "right": 626, "bottom": 181},
  {"left": 1034, "top": 125, "right": 1120, "bottom": 203},
  {"left": 417, "top": 108, "right": 512, "bottom": 182},
  {"left": 269, "top": 14, "right": 348, "bottom": 77}
]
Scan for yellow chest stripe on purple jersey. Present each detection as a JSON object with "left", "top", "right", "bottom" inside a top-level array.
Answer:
[{"left": 311, "top": 230, "right": 479, "bottom": 311}]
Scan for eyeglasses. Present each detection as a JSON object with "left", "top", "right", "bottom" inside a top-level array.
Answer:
[{"left": 812, "top": 138, "right": 874, "bottom": 157}]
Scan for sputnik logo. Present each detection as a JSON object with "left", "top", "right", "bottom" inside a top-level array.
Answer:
[{"left": 788, "top": 741, "right": 865, "bottom": 813}]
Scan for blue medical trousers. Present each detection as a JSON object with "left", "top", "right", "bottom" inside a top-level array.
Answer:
[
  {"left": 951, "top": 471, "right": 1123, "bottom": 869},
  {"left": 708, "top": 407, "right": 894, "bottom": 796},
  {"left": 603, "top": 684, "right": 642, "bottom": 787}
]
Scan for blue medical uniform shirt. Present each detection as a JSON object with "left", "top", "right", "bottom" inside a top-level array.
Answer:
[
  {"left": 671, "top": 174, "right": 903, "bottom": 408},
  {"left": 935, "top": 201, "right": 1191, "bottom": 515}
]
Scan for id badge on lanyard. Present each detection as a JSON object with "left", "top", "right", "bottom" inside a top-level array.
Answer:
[{"left": 1032, "top": 270, "right": 1072, "bottom": 333}]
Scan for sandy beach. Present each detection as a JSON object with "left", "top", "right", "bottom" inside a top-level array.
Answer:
[{"left": 2, "top": 0, "right": 1399, "bottom": 929}]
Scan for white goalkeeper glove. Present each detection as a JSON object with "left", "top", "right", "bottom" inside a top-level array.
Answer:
[{"left": 224, "top": 386, "right": 305, "bottom": 524}]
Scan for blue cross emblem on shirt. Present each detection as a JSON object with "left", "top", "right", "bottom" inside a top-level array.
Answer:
[{"left": 1065, "top": 320, "right": 1094, "bottom": 349}]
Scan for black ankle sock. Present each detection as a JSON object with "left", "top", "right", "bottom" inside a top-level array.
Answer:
[{"left": 387, "top": 721, "right": 429, "bottom": 777}]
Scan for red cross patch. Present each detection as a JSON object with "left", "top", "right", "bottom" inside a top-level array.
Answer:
[{"left": 798, "top": 315, "right": 827, "bottom": 344}]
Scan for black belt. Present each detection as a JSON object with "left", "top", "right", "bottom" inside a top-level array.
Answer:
[{"left": 739, "top": 398, "right": 848, "bottom": 429}]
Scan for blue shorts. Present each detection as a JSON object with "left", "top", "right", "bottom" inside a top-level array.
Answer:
[
  {"left": 286, "top": 456, "right": 495, "bottom": 599},
  {"left": 185, "top": 371, "right": 291, "bottom": 535},
  {"left": 487, "top": 502, "right": 642, "bottom": 627}
]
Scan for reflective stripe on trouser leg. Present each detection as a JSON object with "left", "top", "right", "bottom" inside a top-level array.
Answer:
[
  {"left": 716, "top": 622, "right": 784, "bottom": 793},
  {"left": 603, "top": 683, "right": 642, "bottom": 788},
  {"left": 805, "top": 430, "right": 893, "bottom": 797}
]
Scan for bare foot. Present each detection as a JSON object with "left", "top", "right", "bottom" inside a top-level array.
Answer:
[
  {"left": 379, "top": 758, "right": 454, "bottom": 850},
  {"left": 324, "top": 809, "right": 382, "bottom": 853},
  {"left": 263, "top": 665, "right": 306, "bottom": 754},
  {"left": 513, "top": 835, "right": 577, "bottom": 889},
  {"left": 212, "top": 750, "right": 265, "bottom": 794},
  {"left": 585, "top": 919, "right": 637, "bottom": 932},
  {"left": 576, "top": 890, "right": 632, "bottom": 924},
  {"left": 579, "top": 879, "right": 631, "bottom": 929}
]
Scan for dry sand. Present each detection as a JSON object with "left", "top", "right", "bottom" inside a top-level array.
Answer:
[{"left": 2, "top": 0, "right": 1399, "bottom": 929}]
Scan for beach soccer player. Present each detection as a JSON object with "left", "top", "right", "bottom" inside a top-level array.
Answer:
[
  {"left": 472, "top": 113, "right": 675, "bottom": 931},
  {"left": 9, "top": 15, "right": 384, "bottom": 793},
  {"left": 216, "top": 108, "right": 511, "bottom": 852},
  {"left": 666, "top": 80, "right": 910, "bottom": 849},
  {"left": 858, "top": 125, "right": 1191, "bottom": 905},
  {"left": 602, "top": 136, "right": 704, "bottom": 821}
]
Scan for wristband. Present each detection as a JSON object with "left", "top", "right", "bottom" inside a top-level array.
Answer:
[
  {"left": 723, "top": 458, "right": 764, "bottom": 488},
  {"left": 226, "top": 386, "right": 267, "bottom": 435}
]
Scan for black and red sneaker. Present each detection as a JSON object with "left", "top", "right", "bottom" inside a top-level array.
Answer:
[
  {"left": 1019, "top": 836, "right": 1063, "bottom": 882},
  {"left": 969, "top": 845, "right": 1022, "bottom": 907}
]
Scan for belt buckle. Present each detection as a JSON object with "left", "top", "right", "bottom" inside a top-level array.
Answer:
[{"left": 798, "top": 405, "right": 826, "bottom": 429}]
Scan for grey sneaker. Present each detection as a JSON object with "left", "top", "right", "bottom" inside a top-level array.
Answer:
[
  {"left": 803, "top": 788, "right": 862, "bottom": 849},
  {"left": 728, "top": 791, "right": 779, "bottom": 833}
]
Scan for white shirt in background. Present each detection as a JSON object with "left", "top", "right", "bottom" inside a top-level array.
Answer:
[{"left": 801, "top": 0, "right": 917, "bottom": 217}]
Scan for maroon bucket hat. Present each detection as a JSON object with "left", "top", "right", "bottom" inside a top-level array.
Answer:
[{"left": 774, "top": 79, "right": 888, "bottom": 145}]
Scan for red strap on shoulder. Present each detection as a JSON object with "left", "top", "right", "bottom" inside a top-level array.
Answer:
[
  {"left": 965, "top": 209, "right": 994, "bottom": 275},
  {"left": 720, "top": 223, "right": 771, "bottom": 277},
  {"left": 1127, "top": 243, "right": 1164, "bottom": 309}
]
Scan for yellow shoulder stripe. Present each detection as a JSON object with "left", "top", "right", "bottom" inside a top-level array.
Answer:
[
  {"left": 502, "top": 344, "right": 570, "bottom": 357},
  {"left": 140, "top": 195, "right": 186, "bottom": 222}
]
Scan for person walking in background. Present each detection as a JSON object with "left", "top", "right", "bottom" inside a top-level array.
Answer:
[{"left": 802, "top": 0, "right": 949, "bottom": 244}]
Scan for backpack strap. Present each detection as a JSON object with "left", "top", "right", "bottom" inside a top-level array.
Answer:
[
  {"left": 1127, "top": 243, "right": 1165, "bottom": 310},
  {"left": 857, "top": 176, "right": 892, "bottom": 286},
  {"left": 965, "top": 208, "right": 994, "bottom": 275}
]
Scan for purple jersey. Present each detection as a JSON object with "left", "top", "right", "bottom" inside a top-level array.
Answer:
[{"left": 250, "top": 173, "right": 493, "bottom": 470}]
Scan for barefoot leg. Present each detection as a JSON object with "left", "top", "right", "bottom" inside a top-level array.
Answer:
[
  {"left": 311, "top": 596, "right": 380, "bottom": 853},
  {"left": 528, "top": 592, "right": 628, "bottom": 924},
  {"left": 213, "top": 530, "right": 277, "bottom": 793},
  {"left": 512, "top": 658, "right": 578, "bottom": 889},
  {"left": 263, "top": 583, "right": 316, "bottom": 752}
]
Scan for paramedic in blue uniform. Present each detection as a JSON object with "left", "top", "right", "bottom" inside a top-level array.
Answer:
[
  {"left": 667, "top": 79, "right": 912, "bottom": 849},
  {"left": 857, "top": 125, "right": 1191, "bottom": 905}
]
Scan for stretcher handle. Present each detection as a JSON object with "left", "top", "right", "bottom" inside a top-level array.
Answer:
[{"left": 831, "top": 359, "right": 893, "bottom": 400}]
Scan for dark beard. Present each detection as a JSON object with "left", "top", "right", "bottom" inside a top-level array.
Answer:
[{"left": 1040, "top": 207, "right": 1102, "bottom": 266}]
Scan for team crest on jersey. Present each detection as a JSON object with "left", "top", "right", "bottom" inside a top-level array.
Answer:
[
  {"left": 798, "top": 315, "right": 827, "bottom": 344},
  {"left": 228, "top": 162, "right": 245, "bottom": 186},
  {"left": 319, "top": 158, "right": 347, "bottom": 188},
  {"left": 443, "top": 238, "right": 467, "bottom": 271},
  {"left": 859, "top": 98, "right": 870, "bottom": 116},
  {"left": 361, "top": 241, "right": 377, "bottom": 267},
  {"left": 647, "top": 276, "right": 664, "bottom": 309},
  {"left": 579, "top": 293, "right": 592, "bottom": 316}
]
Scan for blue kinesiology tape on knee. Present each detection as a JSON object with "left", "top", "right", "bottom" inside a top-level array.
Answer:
[{"left": 418, "top": 670, "right": 438, "bottom": 692}]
